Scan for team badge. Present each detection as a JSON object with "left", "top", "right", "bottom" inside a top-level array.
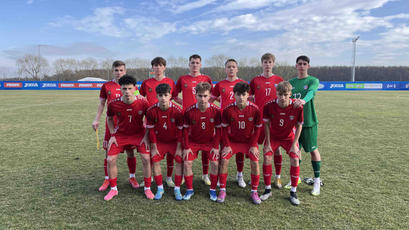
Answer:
[
  {"left": 171, "top": 118, "right": 175, "bottom": 123},
  {"left": 148, "top": 88, "right": 152, "bottom": 92},
  {"left": 184, "top": 83, "right": 188, "bottom": 88},
  {"left": 289, "top": 115, "right": 294, "bottom": 120},
  {"left": 138, "top": 110, "right": 143, "bottom": 115},
  {"left": 117, "top": 112, "right": 121, "bottom": 116},
  {"left": 192, "top": 120, "right": 196, "bottom": 124},
  {"left": 274, "top": 84, "right": 278, "bottom": 87},
  {"left": 210, "top": 118, "right": 214, "bottom": 123},
  {"left": 108, "top": 91, "right": 111, "bottom": 95},
  {"left": 222, "top": 88, "right": 225, "bottom": 93},
  {"left": 231, "top": 118, "right": 235, "bottom": 122},
  {"left": 304, "top": 85, "right": 308, "bottom": 89},
  {"left": 248, "top": 117, "right": 253, "bottom": 121},
  {"left": 257, "top": 85, "right": 260, "bottom": 89},
  {"left": 271, "top": 114, "right": 274, "bottom": 119},
  {"left": 155, "top": 118, "right": 158, "bottom": 122}
]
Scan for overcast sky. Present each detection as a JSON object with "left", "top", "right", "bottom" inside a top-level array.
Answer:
[{"left": 1, "top": 0, "right": 408, "bottom": 75}]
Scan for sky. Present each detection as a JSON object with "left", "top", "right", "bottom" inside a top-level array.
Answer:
[{"left": 0, "top": 0, "right": 408, "bottom": 76}]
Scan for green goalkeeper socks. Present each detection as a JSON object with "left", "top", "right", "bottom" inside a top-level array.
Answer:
[{"left": 311, "top": 161, "right": 321, "bottom": 178}]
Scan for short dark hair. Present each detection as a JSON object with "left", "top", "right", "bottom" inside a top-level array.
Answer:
[
  {"left": 189, "top": 54, "right": 202, "bottom": 61},
  {"left": 112, "top": 60, "right": 126, "bottom": 69},
  {"left": 151, "top": 57, "right": 167, "bottom": 67},
  {"left": 118, "top": 74, "right": 136, "bottom": 86},
  {"left": 225, "top": 58, "right": 237, "bottom": 66},
  {"left": 296, "top": 55, "right": 310, "bottom": 64},
  {"left": 155, "top": 83, "right": 171, "bottom": 94},
  {"left": 233, "top": 82, "right": 250, "bottom": 94},
  {"left": 195, "top": 82, "right": 212, "bottom": 94}
]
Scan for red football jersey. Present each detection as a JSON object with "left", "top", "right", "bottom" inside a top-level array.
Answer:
[
  {"left": 183, "top": 103, "right": 221, "bottom": 148},
  {"left": 250, "top": 74, "right": 283, "bottom": 110},
  {"left": 107, "top": 97, "right": 149, "bottom": 136},
  {"left": 146, "top": 102, "right": 184, "bottom": 143},
  {"left": 175, "top": 74, "right": 212, "bottom": 109},
  {"left": 139, "top": 77, "right": 178, "bottom": 106},
  {"left": 100, "top": 80, "right": 122, "bottom": 103},
  {"left": 221, "top": 102, "right": 262, "bottom": 146},
  {"left": 212, "top": 78, "right": 246, "bottom": 110},
  {"left": 263, "top": 99, "right": 304, "bottom": 140}
]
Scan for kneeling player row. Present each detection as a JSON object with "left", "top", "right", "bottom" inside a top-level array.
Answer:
[{"left": 103, "top": 75, "right": 304, "bottom": 206}]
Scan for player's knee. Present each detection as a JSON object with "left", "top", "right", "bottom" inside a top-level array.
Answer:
[
  {"left": 140, "top": 155, "right": 150, "bottom": 165},
  {"left": 290, "top": 157, "right": 299, "bottom": 166},
  {"left": 263, "top": 155, "right": 273, "bottom": 164},
  {"left": 184, "top": 160, "right": 193, "bottom": 168},
  {"left": 210, "top": 161, "right": 219, "bottom": 168},
  {"left": 107, "top": 156, "right": 117, "bottom": 165}
]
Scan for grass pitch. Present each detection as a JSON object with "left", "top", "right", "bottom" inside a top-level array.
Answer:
[{"left": 1, "top": 90, "right": 409, "bottom": 229}]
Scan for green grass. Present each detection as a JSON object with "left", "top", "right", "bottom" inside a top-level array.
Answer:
[{"left": 1, "top": 90, "right": 409, "bottom": 229}]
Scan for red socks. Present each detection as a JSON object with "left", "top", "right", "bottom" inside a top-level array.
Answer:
[
  {"left": 251, "top": 174, "right": 260, "bottom": 191},
  {"left": 166, "top": 154, "right": 174, "bottom": 177},
  {"left": 144, "top": 177, "right": 151, "bottom": 188},
  {"left": 109, "top": 178, "right": 117, "bottom": 188},
  {"left": 127, "top": 156, "right": 136, "bottom": 174},
  {"left": 184, "top": 175, "right": 194, "bottom": 190},
  {"left": 274, "top": 154, "right": 282, "bottom": 176},
  {"left": 154, "top": 175, "right": 163, "bottom": 186},
  {"left": 290, "top": 165, "right": 300, "bottom": 187},
  {"left": 236, "top": 153, "right": 244, "bottom": 173},
  {"left": 219, "top": 173, "right": 228, "bottom": 189},
  {"left": 202, "top": 151, "right": 209, "bottom": 175},
  {"left": 175, "top": 175, "right": 183, "bottom": 187},
  {"left": 210, "top": 174, "right": 218, "bottom": 190},
  {"left": 263, "top": 164, "right": 272, "bottom": 186}
]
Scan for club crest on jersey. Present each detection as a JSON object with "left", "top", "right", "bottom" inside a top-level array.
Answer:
[
  {"left": 192, "top": 120, "right": 196, "bottom": 124},
  {"left": 155, "top": 118, "right": 158, "bottom": 122},
  {"left": 290, "top": 115, "right": 294, "bottom": 120},
  {"left": 304, "top": 85, "right": 308, "bottom": 89},
  {"left": 138, "top": 110, "right": 143, "bottom": 115},
  {"left": 271, "top": 114, "right": 274, "bottom": 119},
  {"left": 171, "top": 118, "right": 175, "bottom": 123},
  {"left": 222, "top": 88, "right": 225, "bottom": 93},
  {"left": 257, "top": 85, "right": 260, "bottom": 89},
  {"left": 231, "top": 118, "right": 235, "bottom": 122},
  {"left": 108, "top": 91, "right": 111, "bottom": 95},
  {"left": 117, "top": 112, "right": 121, "bottom": 116},
  {"left": 210, "top": 118, "right": 214, "bottom": 123},
  {"left": 148, "top": 88, "right": 152, "bottom": 92},
  {"left": 248, "top": 117, "right": 253, "bottom": 121},
  {"left": 184, "top": 83, "right": 188, "bottom": 88}
]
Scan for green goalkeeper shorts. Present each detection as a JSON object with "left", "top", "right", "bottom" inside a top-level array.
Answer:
[{"left": 299, "top": 125, "right": 318, "bottom": 153}]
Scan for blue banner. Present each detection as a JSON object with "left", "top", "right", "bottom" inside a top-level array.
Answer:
[{"left": 1, "top": 81, "right": 409, "bottom": 90}]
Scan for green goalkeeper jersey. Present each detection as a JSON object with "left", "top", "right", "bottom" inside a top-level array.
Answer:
[{"left": 289, "top": 75, "right": 319, "bottom": 127}]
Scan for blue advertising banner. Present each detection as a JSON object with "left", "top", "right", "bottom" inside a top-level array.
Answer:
[{"left": 0, "top": 81, "right": 408, "bottom": 90}]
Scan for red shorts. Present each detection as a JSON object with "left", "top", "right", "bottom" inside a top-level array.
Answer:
[
  {"left": 184, "top": 142, "right": 217, "bottom": 162},
  {"left": 265, "top": 138, "right": 299, "bottom": 159},
  {"left": 108, "top": 135, "right": 149, "bottom": 156},
  {"left": 223, "top": 142, "right": 259, "bottom": 162},
  {"left": 152, "top": 142, "right": 177, "bottom": 163}
]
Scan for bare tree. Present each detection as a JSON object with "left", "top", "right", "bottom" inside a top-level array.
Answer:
[
  {"left": 205, "top": 54, "right": 229, "bottom": 67},
  {"left": 16, "top": 54, "right": 49, "bottom": 79}
]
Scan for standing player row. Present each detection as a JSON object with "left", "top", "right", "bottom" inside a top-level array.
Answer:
[{"left": 92, "top": 54, "right": 322, "bottom": 205}]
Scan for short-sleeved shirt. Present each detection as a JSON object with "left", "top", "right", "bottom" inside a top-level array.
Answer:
[
  {"left": 100, "top": 80, "right": 122, "bottom": 103},
  {"left": 288, "top": 75, "right": 319, "bottom": 127},
  {"left": 175, "top": 74, "right": 212, "bottom": 109},
  {"left": 263, "top": 99, "right": 304, "bottom": 141},
  {"left": 183, "top": 103, "right": 221, "bottom": 147},
  {"left": 221, "top": 101, "right": 262, "bottom": 145},
  {"left": 250, "top": 74, "right": 283, "bottom": 110},
  {"left": 139, "top": 77, "right": 178, "bottom": 106},
  {"left": 212, "top": 78, "right": 246, "bottom": 110},
  {"left": 146, "top": 102, "right": 184, "bottom": 143},
  {"left": 107, "top": 97, "right": 149, "bottom": 137}
]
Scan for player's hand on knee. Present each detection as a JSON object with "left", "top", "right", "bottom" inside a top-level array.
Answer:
[
  {"left": 263, "top": 144, "right": 272, "bottom": 153},
  {"left": 221, "top": 146, "right": 232, "bottom": 158},
  {"left": 140, "top": 136, "right": 150, "bottom": 151},
  {"left": 108, "top": 136, "right": 118, "bottom": 150},
  {"left": 151, "top": 148, "right": 159, "bottom": 157},
  {"left": 210, "top": 148, "right": 220, "bottom": 160},
  {"left": 183, "top": 149, "right": 193, "bottom": 161}
]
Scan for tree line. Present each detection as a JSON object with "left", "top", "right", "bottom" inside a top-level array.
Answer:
[{"left": 4, "top": 54, "right": 409, "bottom": 81}]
